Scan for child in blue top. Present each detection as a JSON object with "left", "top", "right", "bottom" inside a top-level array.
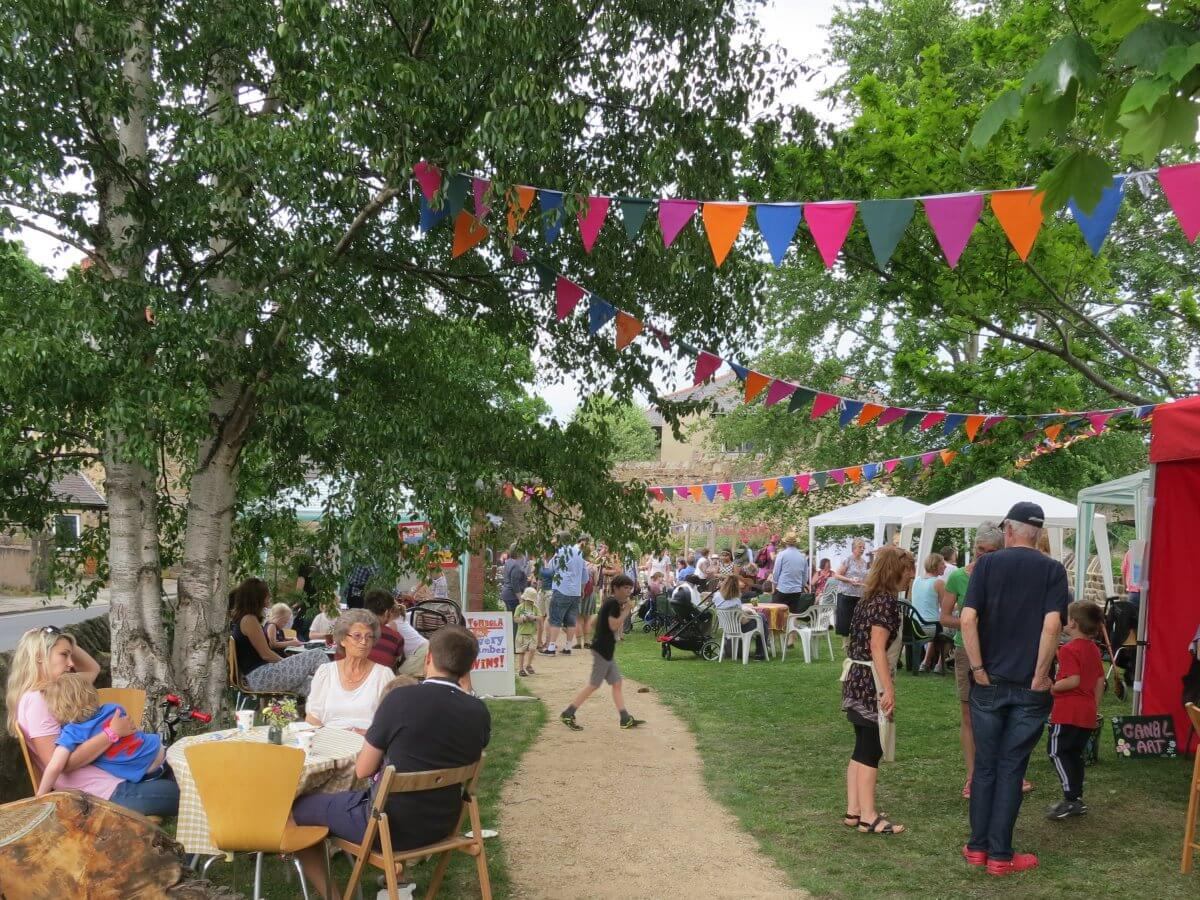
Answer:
[{"left": 36, "top": 674, "right": 166, "bottom": 796}]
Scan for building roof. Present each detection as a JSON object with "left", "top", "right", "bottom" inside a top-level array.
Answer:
[
  {"left": 645, "top": 373, "right": 740, "bottom": 427},
  {"left": 50, "top": 473, "right": 107, "bottom": 509}
]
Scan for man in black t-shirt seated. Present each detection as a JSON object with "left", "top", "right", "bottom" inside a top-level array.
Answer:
[{"left": 292, "top": 626, "right": 492, "bottom": 896}]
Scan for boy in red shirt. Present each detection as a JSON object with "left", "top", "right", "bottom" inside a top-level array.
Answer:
[{"left": 1046, "top": 600, "right": 1105, "bottom": 820}]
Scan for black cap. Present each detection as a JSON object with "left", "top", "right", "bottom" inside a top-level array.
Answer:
[{"left": 1004, "top": 501, "right": 1045, "bottom": 528}]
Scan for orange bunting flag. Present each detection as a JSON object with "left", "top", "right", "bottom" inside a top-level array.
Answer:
[
  {"left": 763, "top": 478, "right": 779, "bottom": 497},
  {"left": 990, "top": 189, "right": 1045, "bottom": 262},
  {"left": 744, "top": 371, "right": 771, "bottom": 403},
  {"left": 615, "top": 311, "right": 643, "bottom": 350},
  {"left": 1044, "top": 423, "right": 1064, "bottom": 441},
  {"left": 857, "top": 403, "right": 885, "bottom": 426},
  {"left": 845, "top": 466, "right": 863, "bottom": 484},
  {"left": 964, "top": 414, "right": 986, "bottom": 442},
  {"left": 688, "top": 485, "right": 703, "bottom": 502},
  {"left": 507, "top": 186, "right": 536, "bottom": 236},
  {"left": 451, "top": 211, "right": 489, "bottom": 258},
  {"left": 940, "top": 449, "right": 957, "bottom": 467},
  {"left": 701, "top": 203, "right": 750, "bottom": 267}
]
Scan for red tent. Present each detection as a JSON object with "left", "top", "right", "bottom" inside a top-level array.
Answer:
[{"left": 1143, "top": 396, "right": 1200, "bottom": 754}]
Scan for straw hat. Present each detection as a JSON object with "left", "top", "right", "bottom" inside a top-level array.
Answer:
[{"left": 782, "top": 531, "right": 799, "bottom": 546}]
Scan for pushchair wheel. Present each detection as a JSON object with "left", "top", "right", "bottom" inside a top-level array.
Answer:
[
  {"left": 643, "top": 622, "right": 653, "bottom": 633},
  {"left": 700, "top": 639, "right": 720, "bottom": 661},
  {"left": 662, "top": 643, "right": 672, "bottom": 660}
]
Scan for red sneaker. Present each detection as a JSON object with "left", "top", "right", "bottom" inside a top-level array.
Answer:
[
  {"left": 987, "top": 852, "right": 1038, "bottom": 876},
  {"left": 961, "top": 846, "right": 988, "bottom": 867}
]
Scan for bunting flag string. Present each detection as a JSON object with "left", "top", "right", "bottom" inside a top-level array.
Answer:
[
  {"left": 646, "top": 446, "right": 959, "bottom": 503},
  {"left": 412, "top": 161, "right": 1199, "bottom": 272}
]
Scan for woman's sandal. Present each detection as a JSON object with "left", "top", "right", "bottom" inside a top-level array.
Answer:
[
  {"left": 858, "top": 816, "right": 905, "bottom": 835},
  {"left": 842, "top": 813, "right": 860, "bottom": 828}
]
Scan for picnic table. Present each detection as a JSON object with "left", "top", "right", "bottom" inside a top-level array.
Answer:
[{"left": 166, "top": 725, "right": 365, "bottom": 857}]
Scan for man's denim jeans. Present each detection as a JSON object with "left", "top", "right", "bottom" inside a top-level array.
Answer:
[{"left": 967, "top": 680, "right": 1052, "bottom": 860}]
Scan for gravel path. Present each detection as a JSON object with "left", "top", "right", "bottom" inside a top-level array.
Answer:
[{"left": 498, "top": 648, "right": 808, "bottom": 899}]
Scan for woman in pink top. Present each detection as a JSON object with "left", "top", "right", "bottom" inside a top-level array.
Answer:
[{"left": 4, "top": 626, "right": 179, "bottom": 817}]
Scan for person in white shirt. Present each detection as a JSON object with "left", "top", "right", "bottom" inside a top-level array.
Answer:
[
  {"left": 693, "top": 551, "right": 710, "bottom": 583},
  {"left": 305, "top": 610, "right": 393, "bottom": 733},
  {"left": 308, "top": 601, "right": 341, "bottom": 639},
  {"left": 394, "top": 613, "right": 430, "bottom": 677},
  {"left": 713, "top": 574, "right": 766, "bottom": 660}
]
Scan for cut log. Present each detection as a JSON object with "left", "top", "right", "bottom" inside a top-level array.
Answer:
[{"left": 0, "top": 792, "right": 236, "bottom": 899}]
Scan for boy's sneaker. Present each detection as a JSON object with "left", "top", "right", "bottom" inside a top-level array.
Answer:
[
  {"left": 986, "top": 852, "right": 1038, "bottom": 876},
  {"left": 620, "top": 716, "right": 645, "bottom": 729},
  {"left": 560, "top": 713, "right": 583, "bottom": 731},
  {"left": 1046, "top": 800, "right": 1087, "bottom": 820}
]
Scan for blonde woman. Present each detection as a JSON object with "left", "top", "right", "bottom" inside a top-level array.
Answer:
[
  {"left": 5, "top": 626, "right": 179, "bottom": 816},
  {"left": 833, "top": 538, "right": 870, "bottom": 645}
]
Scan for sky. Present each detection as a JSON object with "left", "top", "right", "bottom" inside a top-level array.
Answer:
[{"left": 13, "top": 0, "right": 844, "bottom": 421}]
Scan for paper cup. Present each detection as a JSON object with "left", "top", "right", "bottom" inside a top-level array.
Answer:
[{"left": 235, "top": 709, "right": 255, "bottom": 734}]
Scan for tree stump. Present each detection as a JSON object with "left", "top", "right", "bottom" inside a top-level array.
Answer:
[{"left": 0, "top": 792, "right": 236, "bottom": 899}]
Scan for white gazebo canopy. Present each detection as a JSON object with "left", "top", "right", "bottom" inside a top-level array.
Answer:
[
  {"left": 808, "top": 493, "right": 926, "bottom": 554},
  {"left": 1075, "top": 470, "right": 1151, "bottom": 599},
  {"left": 899, "top": 477, "right": 1080, "bottom": 564}
]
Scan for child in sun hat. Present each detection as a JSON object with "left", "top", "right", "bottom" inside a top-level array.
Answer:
[{"left": 515, "top": 587, "right": 541, "bottom": 676}]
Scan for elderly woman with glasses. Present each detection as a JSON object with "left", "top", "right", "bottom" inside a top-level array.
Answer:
[{"left": 305, "top": 609, "right": 394, "bottom": 734}]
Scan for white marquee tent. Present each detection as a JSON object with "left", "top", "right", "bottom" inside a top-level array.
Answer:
[
  {"left": 807, "top": 493, "right": 926, "bottom": 555},
  {"left": 898, "top": 477, "right": 1080, "bottom": 563},
  {"left": 1074, "top": 469, "right": 1151, "bottom": 600}
]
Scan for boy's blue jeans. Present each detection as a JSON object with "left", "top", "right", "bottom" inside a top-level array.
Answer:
[{"left": 967, "top": 680, "right": 1051, "bottom": 861}]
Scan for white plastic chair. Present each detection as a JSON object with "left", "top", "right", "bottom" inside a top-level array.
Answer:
[
  {"left": 715, "top": 606, "right": 770, "bottom": 664},
  {"left": 782, "top": 603, "right": 835, "bottom": 663}
]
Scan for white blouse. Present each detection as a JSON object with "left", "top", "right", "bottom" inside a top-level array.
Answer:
[{"left": 307, "top": 661, "right": 393, "bottom": 730}]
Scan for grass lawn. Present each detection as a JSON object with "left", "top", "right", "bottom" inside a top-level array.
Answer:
[
  {"left": 618, "top": 629, "right": 1196, "bottom": 899},
  {"left": 187, "top": 694, "right": 545, "bottom": 899}
]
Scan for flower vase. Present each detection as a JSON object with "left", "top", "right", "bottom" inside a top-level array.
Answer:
[{"left": 267, "top": 724, "right": 283, "bottom": 745}]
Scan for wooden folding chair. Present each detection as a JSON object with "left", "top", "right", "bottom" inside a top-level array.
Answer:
[
  {"left": 336, "top": 755, "right": 491, "bottom": 900},
  {"left": 14, "top": 727, "right": 41, "bottom": 794},
  {"left": 227, "top": 636, "right": 299, "bottom": 711},
  {"left": 1183, "top": 703, "right": 1200, "bottom": 874},
  {"left": 97, "top": 687, "right": 147, "bottom": 726}
]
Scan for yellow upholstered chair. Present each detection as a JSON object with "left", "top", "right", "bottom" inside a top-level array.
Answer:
[
  {"left": 335, "top": 755, "right": 491, "bottom": 900},
  {"left": 14, "top": 727, "right": 41, "bottom": 794},
  {"left": 186, "top": 742, "right": 328, "bottom": 899},
  {"left": 1183, "top": 703, "right": 1200, "bottom": 874},
  {"left": 97, "top": 687, "right": 147, "bottom": 727}
]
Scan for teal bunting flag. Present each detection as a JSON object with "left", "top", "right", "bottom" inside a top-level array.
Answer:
[
  {"left": 859, "top": 199, "right": 916, "bottom": 269},
  {"left": 532, "top": 261, "right": 556, "bottom": 291},
  {"left": 788, "top": 387, "right": 816, "bottom": 413},
  {"left": 901, "top": 455, "right": 920, "bottom": 470},
  {"left": 733, "top": 482, "right": 747, "bottom": 497},
  {"left": 618, "top": 198, "right": 654, "bottom": 240},
  {"left": 446, "top": 174, "right": 472, "bottom": 217},
  {"left": 900, "top": 410, "right": 924, "bottom": 432},
  {"left": 812, "top": 471, "right": 829, "bottom": 489}
]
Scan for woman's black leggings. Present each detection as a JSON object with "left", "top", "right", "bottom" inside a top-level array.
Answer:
[{"left": 852, "top": 722, "right": 883, "bottom": 768}]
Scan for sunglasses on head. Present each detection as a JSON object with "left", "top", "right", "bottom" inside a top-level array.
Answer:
[{"left": 41, "top": 625, "right": 62, "bottom": 636}]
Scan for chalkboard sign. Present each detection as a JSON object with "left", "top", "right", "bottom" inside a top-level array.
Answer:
[{"left": 1111, "top": 715, "right": 1178, "bottom": 758}]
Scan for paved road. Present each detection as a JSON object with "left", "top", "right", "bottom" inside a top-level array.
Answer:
[{"left": 0, "top": 604, "right": 110, "bottom": 652}]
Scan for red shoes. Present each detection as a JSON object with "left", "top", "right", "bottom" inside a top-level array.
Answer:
[
  {"left": 961, "top": 846, "right": 988, "bottom": 867},
  {"left": 986, "top": 853, "right": 1039, "bottom": 876}
]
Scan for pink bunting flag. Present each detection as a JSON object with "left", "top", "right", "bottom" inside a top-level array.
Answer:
[
  {"left": 577, "top": 195, "right": 611, "bottom": 253},
  {"left": 883, "top": 459, "right": 900, "bottom": 474},
  {"left": 694, "top": 351, "right": 722, "bottom": 385},
  {"left": 555, "top": 277, "right": 586, "bottom": 321},
  {"left": 649, "top": 326, "right": 672, "bottom": 350},
  {"left": 649, "top": 487, "right": 665, "bottom": 502},
  {"left": 512, "top": 245, "right": 529, "bottom": 263},
  {"left": 920, "top": 452, "right": 937, "bottom": 468},
  {"left": 923, "top": 194, "right": 984, "bottom": 268},
  {"left": 876, "top": 407, "right": 907, "bottom": 427},
  {"left": 747, "top": 479, "right": 764, "bottom": 497},
  {"left": 919, "top": 412, "right": 947, "bottom": 431},
  {"left": 804, "top": 202, "right": 857, "bottom": 268},
  {"left": 982, "top": 415, "right": 1005, "bottom": 433},
  {"left": 718, "top": 483, "right": 732, "bottom": 500},
  {"left": 796, "top": 474, "right": 811, "bottom": 494},
  {"left": 472, "top": 177, "right": 492, "bottom": 218},
  {"left": 1158, "top": 163, "right": 1200, "bottom": 243},
  {"left": 764, "top": 379, "right": 798, "bottom": 407},
  {"left": 1088, "top": 411, "right": 1113, "bottom": 435},
  {"left": 811, "top": 392, "right": 840, "bottom": 420},
  {"left": 829, "top": 469, "right": 846, "bottom": 485},
  {"left": 413, "top": 161, "right": 442, "bottom": 201},
  {"left": 658, "top": 199, "right": 699, "bottom": 248}
]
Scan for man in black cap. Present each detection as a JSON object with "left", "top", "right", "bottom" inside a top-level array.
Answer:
[{"left": 959, "top": 501, "right": 1069, "bottom": 877}]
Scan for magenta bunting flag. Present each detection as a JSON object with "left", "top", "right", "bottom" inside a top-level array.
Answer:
[
  {"left": 1088, "top": 411, "right": 1113, "bottom": 434},
  {"left": 512, "top": 245, "right": 528, "bottom": 263},
  {"left": 919, "top": 412, "right": 947, "bottom": 431},
  {"left": 413, "top": 161, "right": 442, "bottom": 201},
  {"left": 796, "top": 474, "right": 811, "bottom": 494},
  {"left": 883, "top": 459, "right": 900, "bottom": 474},
  {"left": 876, "top": 407, "right": 907, "bottom": 427},
  {"left": 811, "top": 392, "right": 840, "bottom": 420},
  {"left": 472, "top": 177, "right": 492, "bottom": 218},
  {"left": 577, "top": 196, "right": 611, "bottom": 253},
  {"left": 804, "top": 202, "right": 857, "bottom": 268},
  {"left": 747, "top": 479, "right": 764, "bottom": 497},
  {"left": 829, "top": 469, "right": 846, "bottom": 485},
  {"left": 718, "top": 483, "right": 732, "bottom": 500},
  {"left": 983, "top": 415, "right": 1005, "bottom": 433},
  {"left": 649, "top": 326, "right": 671, "bottom": 350},
  {"left": 923, "top": 194, "right": 984, "bottom": 268},
  {"left": 658, "top": 199, "right": 699, "bottom": 248},
  {"left": 555, "top": 277, "right": 586, "bottom": 321},
  {"left": 920, "top": 452, "right": 936, "bottom": 467},
  {"left": 675, "top": 485, "right": 690, "bottom": 500},
  {"left": 1157, "top": 163, "right": 1200, "bottom": 243},
  {"left": 694, "top": 351, "right": 722, "bottom": 385},
  {"left": 765, "top": 379, "right": 798, "bottom": 407}
]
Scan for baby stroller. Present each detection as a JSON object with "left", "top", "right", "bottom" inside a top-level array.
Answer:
[
  {"left": 409, "top": 598, "right": 466, "bottom": 639},
  {"left": 656, "top": 587, "right": 719, "bottom": 660},
  {"left": 1103, "top": 596, "right": 1139, "bottom": 699}
]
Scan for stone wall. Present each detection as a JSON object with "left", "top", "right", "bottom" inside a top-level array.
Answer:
[{"left": 0, "top": 616, "right": 111, "bottom": 804}]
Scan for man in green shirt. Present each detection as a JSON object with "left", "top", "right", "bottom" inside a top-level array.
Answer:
[{"left": 940, "top": 522, "right": 1003, "bottom": 798}]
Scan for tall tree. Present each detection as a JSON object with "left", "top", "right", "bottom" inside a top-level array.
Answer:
[{"left": 0, "top": 1, "right": 789, "bottom": 708}]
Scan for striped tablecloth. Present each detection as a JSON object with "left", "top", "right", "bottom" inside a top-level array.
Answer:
[{"left": 166, "top": 725, "right": 365, "bottom": 857}]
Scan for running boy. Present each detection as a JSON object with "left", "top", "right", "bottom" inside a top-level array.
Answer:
[
  {"left": 37, "top": 674, "right": 166, "bottom": 796},
  {"left": 560, "top": 574, "right": 644, "bottom": 731},
  {"left": 1046, "top": 600, "right": 1105, "bottom": 820},
  {"left": 514, "top": 587, "right": 540, "bottom": 677}
]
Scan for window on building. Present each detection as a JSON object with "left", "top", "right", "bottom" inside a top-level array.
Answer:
[
  {"left": 54, "top": 514, "right": 81, "bottom": 548},
  {"left": 723, "top": 440, "right": 754, "bottom": 455}
]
